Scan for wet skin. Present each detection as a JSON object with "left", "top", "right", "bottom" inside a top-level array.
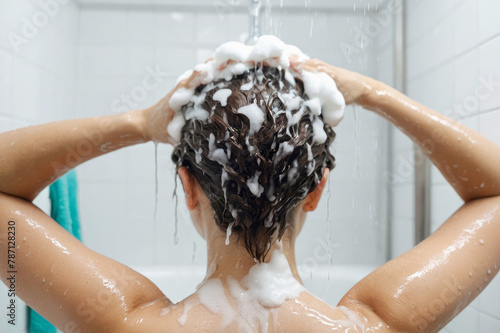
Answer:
[{"left": 1, "top": 59, "right": 500, "bottom": 332}]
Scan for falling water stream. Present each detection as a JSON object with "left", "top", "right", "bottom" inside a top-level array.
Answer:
[
  {"left": 247, "top": 0, "right": 261, "bottom": 44},
  {"left": 154, "top": 141, "right": 159, "bottom": 218},
  {"left": 153, "top": 142, "right": 159, "bottom": 263},
  {"left": 352, "top": 105, "right": 361, "bottom": 182}
]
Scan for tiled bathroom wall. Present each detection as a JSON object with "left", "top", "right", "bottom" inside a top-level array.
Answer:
[
  {"left": 392, "top": 0, "right": 500, "bottom": 331},
  {"left": 0, "top": 1, "right": 80, "bottom": 332}
]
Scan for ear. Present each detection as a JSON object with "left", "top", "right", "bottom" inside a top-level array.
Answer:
[
  {"left": 178, "top": 167, "right": 199, "bottom": 210},
  {"left": 303, "top": 168, "right": 330, "bottom": 212}
]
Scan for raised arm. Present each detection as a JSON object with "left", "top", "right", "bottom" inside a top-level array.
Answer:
[
  {"left": 0, "top": 72, "right": 200, "bottom": 331},
  {"left": 0, "top": 111, "right": 147, "bottom": 201},
  {"left": 298, "top": 60, "right": 500, "bottom": 332}
]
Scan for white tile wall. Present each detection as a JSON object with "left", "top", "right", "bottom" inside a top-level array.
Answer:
[
  {"left": 454, "top": 49, "right": 479, "bottom": 112},
  {"left": 430, "top": 184, "right": 463, "bottom": 233},
  {"left": 478, "top": 0, "right": 500, "bottom": 43},
  {"left": 479, "top": 35, "right": 500, "bottom": 112},
  {"left": 453, "top": 0, "right": 478, "bottom": 55},
  {"left": 404, "top": 0, "right": 500, "bottom": 331},
  {"left": 479, "top": 313, "right": 500, "bottom": 332}
]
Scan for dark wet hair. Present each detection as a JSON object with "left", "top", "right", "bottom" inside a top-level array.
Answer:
[{"left": 172, "top": 66, "right": 335, "bottom": 261}]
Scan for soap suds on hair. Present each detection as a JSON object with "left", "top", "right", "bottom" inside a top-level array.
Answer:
[
  {"left": 247, "top": 171, "right": 264, "bottom": 197},
  {"left": 237, "top": 102, "right": 265, "bottom": 136},
  {"left": 167, "top": 35, "right": 345, "bottom": 144},
  {"left": 213, "top": 88, "right": 232, "bottom": 107},
  {"left": 240, "top": 81, "right": 254, "bottom": 91}
]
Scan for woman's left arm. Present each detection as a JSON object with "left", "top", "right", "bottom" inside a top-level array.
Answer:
[
  {"left": 0, "top": 66, "right": 200, "bottom": 201},
  {"left": 0, "top": 110, "right": 147, "bottom": 201},
  {"left": 0, "top": 110, "right": 178, "bottom": 332}
]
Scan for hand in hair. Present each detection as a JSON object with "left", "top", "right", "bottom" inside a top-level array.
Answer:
[
  {"left": 293, "top": 58, "right": 375, "bottom": 106},
  {"left": 142, "top": 70, "right": 202, "bottom": 144}
]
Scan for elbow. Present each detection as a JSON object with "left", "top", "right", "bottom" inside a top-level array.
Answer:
[{"left": 340, "top": 288, "right": 442, "bottom": 333}]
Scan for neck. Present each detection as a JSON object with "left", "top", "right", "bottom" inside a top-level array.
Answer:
[{"left": 203, "top": 230, "right": 303, "bottom": 284}]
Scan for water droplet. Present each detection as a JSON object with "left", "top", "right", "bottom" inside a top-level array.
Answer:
[
  {"left": 480, "top": 182, "right": 485, "bottom": 188},
  {"left": 480, "top": 239, "right": 485, "bottom": 245},
  {"left": 488, "top": 269, "right": 492, "bottom": 275},
  {"left": 42, "top": 278, "right": 45, "bottom": 283},
  {"left": 59, "top": 305, "right": 62, "bottom": 310},
  {"left": 23, "top": 237, "right": 27, "bottom": 241}
]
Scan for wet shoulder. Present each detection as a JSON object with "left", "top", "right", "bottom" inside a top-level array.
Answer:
[
  {"left": 276, "top": 291, "right": 387, "bottom": 333},
  {"left": 121, "top": 291, "right": 390, "bottom": 333}
]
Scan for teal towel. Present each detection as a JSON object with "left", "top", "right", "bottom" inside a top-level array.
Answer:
[
  {"left": 48, "top": 169, "right": 82, "bottom": 241},
  {"left": 28, "top": 170, "right": 82, "bottom": 333}
]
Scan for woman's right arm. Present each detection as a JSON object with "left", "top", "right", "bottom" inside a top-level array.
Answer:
[
  {"left": 300, "top": 60, "right": 500, "bottom": 332},
  {"left": 301, "top": 59, "right": 500, "bottom": 202}
]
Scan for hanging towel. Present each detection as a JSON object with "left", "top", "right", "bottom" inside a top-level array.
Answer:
[{"left": 28, "top": 169, "right": 82, "bottom": 333}]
